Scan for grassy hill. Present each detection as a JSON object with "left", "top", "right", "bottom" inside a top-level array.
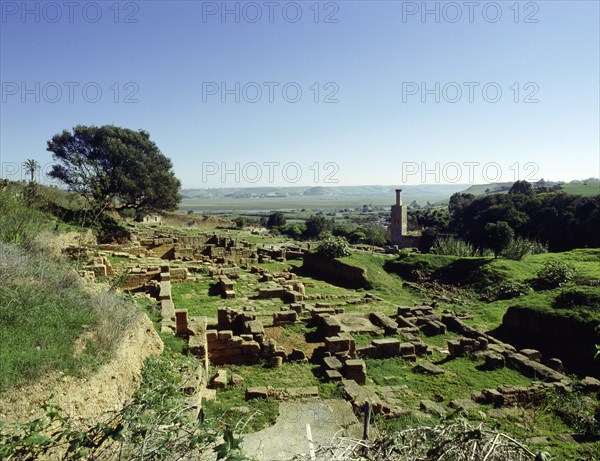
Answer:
[{"left": 0, "top": 243, "right": 139, "bottom": 392}]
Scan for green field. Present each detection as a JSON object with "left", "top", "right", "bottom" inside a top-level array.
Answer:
[{"left": 561, "top": 183, "right": 600, "bottom": 196}]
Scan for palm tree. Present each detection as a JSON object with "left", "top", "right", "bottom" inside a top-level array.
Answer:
[{"left": 23, "top": 159, "right": 40, "bottom": 182}]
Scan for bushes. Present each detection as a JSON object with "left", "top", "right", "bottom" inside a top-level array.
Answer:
[
  {"left": 316, "top": 236, "right": 352, "bottom": 259},
  {"left": 495, "top": 280, "right": 533, "bottom": 300},
  {"left": 534, "top": 261, "right": 577, "bottom": 289},
  {"left": 430, "top": 234, "right": 547, "bottom": 261},
  {"left": 431, "top": 236, "right": 491, "bottom": 257},
  {"left": 0, "top": 188, "right": 46, "bottom": 245}
]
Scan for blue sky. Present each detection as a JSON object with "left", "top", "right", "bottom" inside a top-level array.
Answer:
[{"left": 1, "top": 0, "right": 598, "bottom": 188}]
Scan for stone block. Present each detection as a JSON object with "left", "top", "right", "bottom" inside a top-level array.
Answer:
[
  {"left": 205, "top": 330, "right": 218, "bottom": 342},
  {"left": 246, "top": 387, "right": 269, "bottom": 400},
  {"left": 175, "top": 310, "right": 189, "bottom": 336},
  {"left": 323, "top": 356, "right": 343, "bottom": 371},
  {"left": 209, "top": 369, "right": 228, "bottom": 389},
  {"left": 373, "top": 338, "right": 401, "bottom": 358},
  {"left": 356, "top": 344, "right": 377, "bottom": 358},
  {"left": 344, "top": 359, "right": 366, "bottom": 385},
  {"left": 241, "top": 341, "right": 261, "bottom": 355},
  {"left": 482, "top": 351, "right": 505, "bottom": 370},
  {"left": 325, "top": 370, "right": 343, "bottom": 381},
  {"left": 414, "top": 361, "right": 445, "bottom": 375},
  {"left": 369, "top": 312, "right": 398, "bottom": 335},
  {"left": 273, "top": 310, "right": 297, "bottom": 325},
  {"left": 325, "top": 336, "right": 351, "bottom": 354},
  {"left": 288, "top": 348, "right": 306, "bottom": 361},
  {"left": 520, "top": 349, "right": 542, "bottom": 362}
]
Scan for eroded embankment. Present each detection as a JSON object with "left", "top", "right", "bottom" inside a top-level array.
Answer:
[
  {"left": 299, "top": 252, "right": 371, "bottom": 289},
  {"left": 0, "top": 313, "right": 163, "bottom": 424},
  {"left": 493, "top": 305, "right": 600, "bottom": 378}
]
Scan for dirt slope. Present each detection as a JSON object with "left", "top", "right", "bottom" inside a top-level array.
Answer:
[{"left": 0, "top": 313, "right": 163, "bottom": 424}]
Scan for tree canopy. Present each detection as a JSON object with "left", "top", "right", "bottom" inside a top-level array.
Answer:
[
  {"left": 47, "top": 125, "right": 181, "bottom": 213},
  {"left": 483, "top": 221, "right": 515, "bottom": 258},
  {"left": 448, "top": 191, "right": 600, "bottom": 251},
  {"left": 267, "top": 212, "right": 286, "bottom": 228}
]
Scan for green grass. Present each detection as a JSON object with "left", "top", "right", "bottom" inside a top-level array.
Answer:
[
  {"left": 561, "top": 183, "right": 600, "bottom": 196},
  {"left": 203, "top": 361, "right": 335, "bottom": 433},
  {"left": 366, "top": 354, "right": 533, "bottom": 404},
  {"left": 0, "top": 244, "right": 138, "bottom": 392},
  {"left": 171, "top": 274, "right": 284, "bottom": 317},
  {"left": 340, "top": 252, "right": 420, "bottom": 306}
]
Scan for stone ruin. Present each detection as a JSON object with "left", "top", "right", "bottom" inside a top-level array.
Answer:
[{"left": 73, "top": 239, "right": 599, "bottom": 427}]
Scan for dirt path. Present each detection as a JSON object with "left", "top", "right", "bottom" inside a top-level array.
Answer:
[{"left": 242, "top": 399, "right": 363, "bottom": 461}]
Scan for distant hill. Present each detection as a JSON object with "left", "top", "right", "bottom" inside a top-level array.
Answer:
[
  {"left": 179, "top": 180, "right": 599, "bottom": 211},
  {"left": 181, "top": 184, "right": 469, "bottom": 200},
  {"left": 460, "top": 182, "right": 514, "bottom": 196}
]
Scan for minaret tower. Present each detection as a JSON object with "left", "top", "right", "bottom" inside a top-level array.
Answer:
[{"left": 390, "top": 189, "right": 407, "bottom": 245}]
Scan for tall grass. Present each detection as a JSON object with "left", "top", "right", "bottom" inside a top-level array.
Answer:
[
  {"left": 501, "top": 236, "right": 548, "bottom": 260},
  {"left": 0, "top": 243, "right": 139, "bottom": 391},
  {"left": 431, "top": 236, "right": 491, "bottom": 257}
]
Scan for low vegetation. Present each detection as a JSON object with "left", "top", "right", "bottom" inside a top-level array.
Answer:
[{"left": 0, "top": 242, "right": 139, "bottom": 392}]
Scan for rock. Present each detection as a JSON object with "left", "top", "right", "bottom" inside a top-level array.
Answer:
[
  {"left": 578, "top": 376, "right": 600, "bottom": 393},
  {"left": 288, "top": 348, "right": 306, "bottom": 361},
  {"left": 270, "top": 356, "right": 283, "bottom": 368},
  {"left": 419, "top": 399, "right": 446, "bottom": 417},
  {"left": 414, "top": 361, "right": 445, "bottom": 375},
  {"left": 210, "top": 369, "right": 228, "bottom": 389},
  {"left": 323, "top": 356, "right": 343, "bottom": 371},
  {"left": 545, "top": 358, "right": 564, "bottom": 372},
  {"left": 246, "top": 387, "right": 269, "bottom": 400},
  {"left": 230, "top": 373, "right": 244, "bottom": 387},
  {"left": 482, "top": 351, "right": 505, "bottom": 370},
  {"left": 520, "top": 348, "right": 542, "bottom": 362},
  {"left": 449, "top": 399, "right": 478, "bottom": 411}
]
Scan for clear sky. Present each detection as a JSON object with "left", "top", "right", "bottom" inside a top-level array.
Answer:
[{"left": 1, "top": 0, "right": 599, "bottom": 188}]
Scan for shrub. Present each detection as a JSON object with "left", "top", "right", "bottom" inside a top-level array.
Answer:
[
  {"left": 534, "top": 261, "right": 577, "bottom": 289},
  {"left": 0, "top": 189, "right": 46, "bottom": 245},
  {"left": 550, "top": 392, "right": 600, "bottom": 438},
  {"left": 316, "top": 236, "right": 352, "bottom": 259},
  {"left": 495, "top": 280, "right": 532, "bottom": 300},
  {"left": 501, "top": 237, "right": 548, "bottom": 260},
  {"left": 233, "top": 216, "right": 248, "bottom": 228}
]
